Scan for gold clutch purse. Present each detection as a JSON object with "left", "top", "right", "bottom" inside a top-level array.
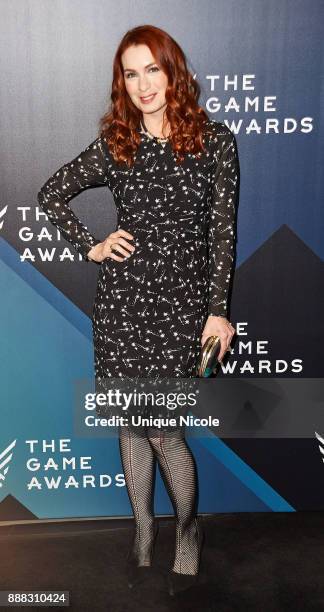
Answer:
[{"left": 197, "top": 335, "right": 221, "bottom": 377}]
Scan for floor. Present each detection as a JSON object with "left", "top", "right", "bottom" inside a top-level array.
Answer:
[{"left": 0, "top": 512, "right": 323, "bottom": 611}]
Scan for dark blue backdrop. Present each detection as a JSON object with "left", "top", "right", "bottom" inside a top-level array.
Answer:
[{"left": 0, "top": 0, "right": 323, "bottom": 521}]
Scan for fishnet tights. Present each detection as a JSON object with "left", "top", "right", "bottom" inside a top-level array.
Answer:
[{"left": 119, "top": 425, "right": 200, "bottom": 575}]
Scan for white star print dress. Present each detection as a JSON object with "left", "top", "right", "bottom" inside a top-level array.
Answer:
[{"left": 38, "top": 119, "right": 239, "bottom": 385}]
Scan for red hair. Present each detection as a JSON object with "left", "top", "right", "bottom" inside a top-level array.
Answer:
[{"left": 99, "top": 24, "right": 212, "bottom": 167}]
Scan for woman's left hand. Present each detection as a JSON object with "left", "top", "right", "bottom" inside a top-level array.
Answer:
[{"left": 201, "top": 315, "right": 235, "bottom": 363}]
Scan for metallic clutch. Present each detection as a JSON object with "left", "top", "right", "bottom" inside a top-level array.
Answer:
[{"left": 197, "top": 335, "right": 221, "bottom": 377}]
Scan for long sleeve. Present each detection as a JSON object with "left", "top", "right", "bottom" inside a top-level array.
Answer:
[
  {"left": 207, "top": 126, "right": 240, "bottom": 317},
  {"left": 37, "top": 137, "right": 109, "bottom": 262}
]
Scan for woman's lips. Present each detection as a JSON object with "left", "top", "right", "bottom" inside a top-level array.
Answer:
[{"left": 140, "top": 93, "right": 156, "bottom": 104}]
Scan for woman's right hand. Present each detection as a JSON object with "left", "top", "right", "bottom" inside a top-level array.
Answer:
[{"left": 87, "top": 229, "right": 135, "bottom": 263}]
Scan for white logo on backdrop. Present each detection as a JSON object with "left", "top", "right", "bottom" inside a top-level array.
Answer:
[
  {"left": 315, "top": 431, "right": 324, "bottom": 463},
  {"left": 0, "top": 205, "right": 8, "bottom": 230},
  {"left": 0, "top": 439, "right": 124, "bottom": 491},
  {"left": 0, "top": 439, "right": 17, "bottom": 487}
]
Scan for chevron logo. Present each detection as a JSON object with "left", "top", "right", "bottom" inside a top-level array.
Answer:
[
  {"left": 315, "top": 431, "right": 324, "bottom": 463},
  {"left": 0, "top": 439, "right": 17, "bottom": 487},
  {"left": 0, "top": 205, "right": 8, "bottom": 230}
]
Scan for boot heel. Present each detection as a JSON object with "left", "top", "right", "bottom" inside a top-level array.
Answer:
[
  {"left": 126, "top": 521, "right": 159, "bottom": 589},
  {"left": 151, "top": 521, "right": 159, "bottom": 563},
  {"left": 197, "top": 522, "right": 205, "bottom": 572},
  {"left": 167, "top": 518, "right": 204, "bottom": 596}
]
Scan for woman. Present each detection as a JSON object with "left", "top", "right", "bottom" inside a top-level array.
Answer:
[{"left": 37, "top": 24, "right": 239, "bottom": 595}]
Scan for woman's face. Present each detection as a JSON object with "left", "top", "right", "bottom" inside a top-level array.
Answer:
[{"left": 121, "top": 44, "right": 168, "bottom": 117}]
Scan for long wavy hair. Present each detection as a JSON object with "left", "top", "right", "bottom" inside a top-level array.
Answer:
[{"left": 99, "top": 24, "right": 212, "bottom": 167}]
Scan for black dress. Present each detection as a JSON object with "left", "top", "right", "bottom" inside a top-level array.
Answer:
[{"left": 37, "top": 119, "right": 239, "bottom": 385}]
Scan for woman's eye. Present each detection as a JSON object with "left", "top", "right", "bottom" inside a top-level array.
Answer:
[{"left": 125, "top": 66, "right": 159, "bottom": 79}]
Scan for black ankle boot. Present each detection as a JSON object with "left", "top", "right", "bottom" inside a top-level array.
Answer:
[
  {"left": 167, "top": 570, "right": 199, "bottom": 595},
  {"left": 126, "top": 522, "right": 159, "bottom": 589},
  {"left": 167, "top": 521, "right": 204, "bottom": 596}
]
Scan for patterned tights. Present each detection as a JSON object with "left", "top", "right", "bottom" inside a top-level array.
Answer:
[{"left": 119, "top": 425, "right": 200, "bottom": 575}]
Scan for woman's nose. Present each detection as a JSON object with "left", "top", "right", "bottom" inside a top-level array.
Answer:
[{"left": 138, "top": 77, "right": 150, "bottom": 91}]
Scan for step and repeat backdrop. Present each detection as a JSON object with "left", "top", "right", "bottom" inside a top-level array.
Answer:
[{"left": 1, "top": 0, "right": 323, "bottom": 522}]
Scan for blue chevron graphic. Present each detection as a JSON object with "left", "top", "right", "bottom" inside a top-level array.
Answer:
[
  {"left": 189, "top": 426, "right": 294, "bottom": 512},
  {"left": 0, "top": 237, "right": 91, "bottom": 341},
  {"left": 0, "top": 237, "right": 294, "bottom": 516}
]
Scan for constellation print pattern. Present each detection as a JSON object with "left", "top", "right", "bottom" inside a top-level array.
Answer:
[{"left": 37, "top": 120, "right": 239, "bottom": 382}]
